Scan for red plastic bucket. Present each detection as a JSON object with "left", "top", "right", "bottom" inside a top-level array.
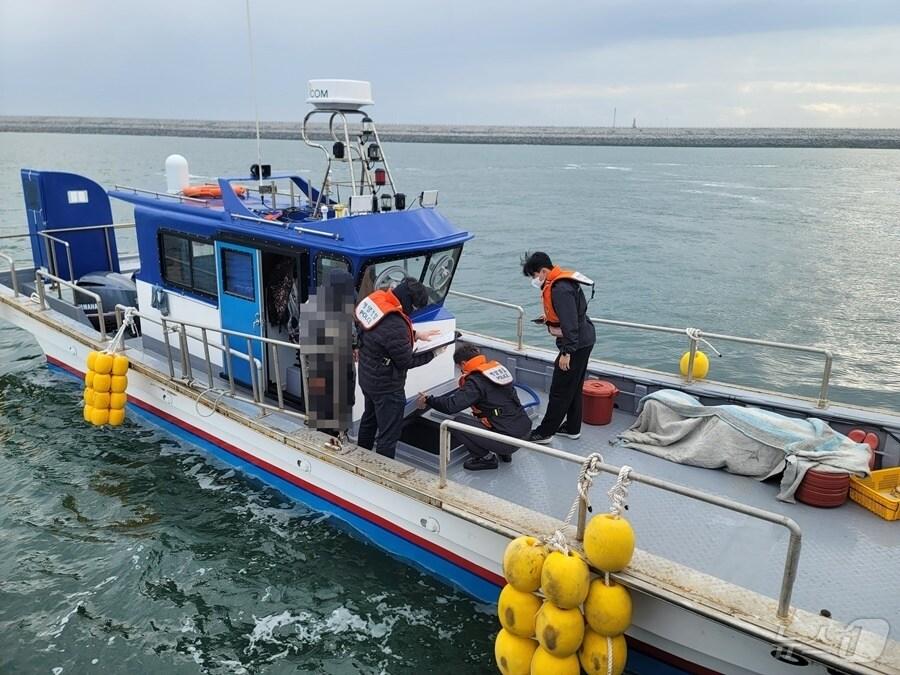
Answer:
[{"left": 583, "top": 380, "right": 619, "bottom": 426}]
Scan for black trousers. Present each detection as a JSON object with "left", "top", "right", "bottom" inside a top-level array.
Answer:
[
  {"left": 357, "top": 389, "right": 406, "bottom": 459},
  {"left": 535, "top": 344, "right": 593, "bottom": 436},
  {"left": 451, "top": 415, "right": 520, "bottom": 459}
]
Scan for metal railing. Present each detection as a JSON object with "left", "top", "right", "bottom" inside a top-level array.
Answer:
[
  {"left": 437, "top": 418, "right": 802, "bottom": 619},
  {"left": 37, "top": 231, "right": 75, "bottom": 282},
  {"left": 0, "top": 252, "right": 18, "bottom": 297},
  {"left": 447, "top": 290, "right": 525, "bottom": 351},
  {"left": 591, "top": 318, "right": 833, "bottom": 408},
  {"left": 113, "top": 184, "right": 210, "bottom": 206},
  {"left": 34, "top": 269, "right": 107, "bottom": 340},
  {"left": 444, "top": 289, "right": 833, "bottom": 407},
  {"left": 114, "top": 305, "right": 316, "bottom": 421}
]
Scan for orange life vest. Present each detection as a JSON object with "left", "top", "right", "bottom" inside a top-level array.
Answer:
[
  {"left": 355, "top": 289, "right": 414, "bottom": 343},
  {"left": 541, "top": 266, "right": 594, "bottom": 337},
  {"left": 458, "top": 355, "right": 514, "bottom": 428}
]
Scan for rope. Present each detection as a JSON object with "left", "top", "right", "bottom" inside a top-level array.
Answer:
[
  {"left": 607, "top": 635, "right": 614, "bottom": 675},
  {"left": 685, "top": 327, "right": 722, "bottom": 357},
  {"left": 607, "top": 465, "right": 633, "bottom": 517},
  {"left": 544, "top": 453, "right": 604, "bottom": 553},
  {"left": 105, "top": 307, "right": 137, "bottom": 354},
  {"left": 194, "top": 386, "right": 230, "bottom": 418}
]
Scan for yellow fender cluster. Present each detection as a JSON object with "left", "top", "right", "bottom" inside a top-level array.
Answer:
[
  {"left": 83, "top": 350, "right": 129, "bottom": 427},
  {"left": 579, "top": 513, "right": 636, "bottom": 675}
]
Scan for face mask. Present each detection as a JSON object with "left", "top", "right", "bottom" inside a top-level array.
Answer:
[{"left": 531, "top": 276, "right": 543, "bottom": 290}]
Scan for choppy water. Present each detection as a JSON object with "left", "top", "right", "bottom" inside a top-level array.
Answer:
[{"left": 1, "top": 132, "right": 899, "bottom": 673}]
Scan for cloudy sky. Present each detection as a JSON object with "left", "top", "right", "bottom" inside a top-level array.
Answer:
[{"left": 2, "top": 0, "right": 900, "bottom": 128}]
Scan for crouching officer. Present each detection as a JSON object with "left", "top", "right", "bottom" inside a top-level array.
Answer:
[
  {"left": 355, "top": 276, "right": 441, "bottom": 459},
  {"left": 417, "top": 344, "right": 531, "bottom": 471}
]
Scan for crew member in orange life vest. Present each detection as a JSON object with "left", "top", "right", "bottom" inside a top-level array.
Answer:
[
  {"left": 355, "top": 277, "right": 444, "bottom": 459},
  {"left": 417, "top": 344, "right": 531, "bottom": 470},
  {"left": 522, "top": 251, "right": 596, "bottom": 444}
]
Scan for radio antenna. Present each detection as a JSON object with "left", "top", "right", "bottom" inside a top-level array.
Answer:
[{"left": 244, "top": 0, "right": 263, "bottom": 195}]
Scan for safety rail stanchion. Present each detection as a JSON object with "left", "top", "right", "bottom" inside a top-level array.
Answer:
[
  {"left": 246, "top": 338, "right": 259, "bottom": 402},
  {"left": 224, "top": 342, "right": 237, "bottom": 395},
  {"left": 200, "top": 328, "right": 214, "bottom": 388},
  {"left": 447, "top": 289, "right": 525, "bottom": 351},
  {"left": 160, "top": 318, "right": 176, "bottom": 378},
  {"left": 179, "top": 325, "right": 193, "bottom": 382},
  {"left": 270, "top": 344, "right": 284, "bottom": 410},
  {"left": 436, "top": 418, "right": 802, "bottom": 619},
  {"left": 0, "top": 252, "right": 19, "bottom": 297},
  {"left": 34, "top": 270, "right": 107, "bottom": 340}
]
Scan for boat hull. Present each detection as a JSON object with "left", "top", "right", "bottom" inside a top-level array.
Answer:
[{"left": 0, "top": 297, "right": 882, "bottom": 675}]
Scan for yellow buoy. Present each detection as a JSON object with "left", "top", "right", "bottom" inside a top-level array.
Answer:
[
  {"left": 112, "top": 354, "right": 130, "bottom": 376},
  {"left": 108, "top": 408, "right": 125, "bottom": 426},
  {"left": 109, "top": 392, "right": 127, "bottom": 410},
  {"left": 94, "top": 352, "right": 114, "bottom": 375},
  {"left": 90, "top": 407, "right": 109, "bottom": 426},
  {"left": 503, "top": 536, "right": 548, "bottom": 593},
  {"left": 85, "top": 370, "right": 95, "bottom": 388},
  {"left": 540, "top": 550, "right": 589, "bottom": 610},
  {"left": 498, "top": 584, "right": 542, "bottom": 638},
  {"left": 530, "top": 645, "right": 580, "bottom": 675},
  {"left": 84, "top": 388, "right": 95, "bottom": 407},
  {"left": 86, "top": 351, "right": 99, "bottom": 371},
  {"left": 584, "top": 579, "right": 632, "bottom": 636},
  {"left": 93, "top": 392, "right": 111, "bottom": 410},
  {"left": 583, "top": 513, "right": 635, "bottom": 573},
  {"left": 679, "top": 350, "right": 709, "bottom": 379},
  {"left": 495, "top": 628, "right": 538, "bottom": 675},
  {"left": 110, "top": 375, "right": 128, "bottom": 394},
  {"left": 83, "top": 405, "right": 94, "bottom": 423},
  {"left": 93, "top": 373, "right": 111, "bottom": 394},
  {"left": 534, "top": 601, "right": 585, "bottom": 658},
  {"left": 579, "top": 630, "right": 627, "bottom": 675}
]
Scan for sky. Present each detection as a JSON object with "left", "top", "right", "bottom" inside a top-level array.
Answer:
[{"left": 2, "top": 0, "right": 900, "bottom": 128}]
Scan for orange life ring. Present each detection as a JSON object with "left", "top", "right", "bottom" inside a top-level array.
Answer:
[{"left": 182, "top": 184, "right": 247, "bottom": 199}]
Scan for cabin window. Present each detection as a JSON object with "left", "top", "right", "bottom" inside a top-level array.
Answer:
[
  {"left": 221, "top": 249, "right": 256, "bottom": 301},
  {"left": 358, "top": 246, "right": 461, "bottom": 306},
  {"left": 158, "top": 232, "right": 218, "bottom": 299},
  {"left": 316, "top": 254, "right": 351, "bottom": 285}
]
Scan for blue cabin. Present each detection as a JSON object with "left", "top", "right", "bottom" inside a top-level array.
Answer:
[{"left": 21, "top": 85, "right": 474, "bottom": 423}]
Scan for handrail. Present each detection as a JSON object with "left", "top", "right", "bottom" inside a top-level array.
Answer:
[
  {"left": 591, "top": 317, "right": 833, "bottom": 408},
  {"left": 36, "top": 231, "right": 74, "bottom": 282},
  {"left": 0, "top": 252, "right": 19, "bottom": 297},
  {"left": 113, "top": 184, "right": 211, "bottom": 206},
  {"left": 114, "top": 305, "right": 319, "bottom": 421},
  {"left": 436, "top": 418, "right": 802, "bottom": 619},
  {"left": 35, "top": 270, "right": 106, "bottom": 340},
  {"left": 447, "top": 289, "right": 525, "bottom": 351}
]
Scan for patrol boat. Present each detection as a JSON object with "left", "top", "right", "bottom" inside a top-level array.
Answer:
[{"left": 2, "top": 80, "right": 898, "bottom": 675}]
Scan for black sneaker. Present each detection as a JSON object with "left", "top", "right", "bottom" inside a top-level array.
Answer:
[
  {"left": 464, "top": 454, "right": 499, "bottom": 471},
  {"left": 556, "top": 428, "right": 581, "bottom": 440},
  {"left": 528, "top": 430, "right": 554, "bottom": 445}
]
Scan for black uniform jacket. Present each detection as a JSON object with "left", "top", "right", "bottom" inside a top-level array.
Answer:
[
  {"left": 358, "top": 313, "right": 434, "bottom": 395},
  {"left": 550, "top": 279, "right": 596, "bottom": 354},
  {"left": 427, "top": 373, "right": 532, "bottom": 438}
]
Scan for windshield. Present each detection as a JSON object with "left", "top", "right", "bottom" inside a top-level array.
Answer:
[{"left": 359, "top": 246, "right": 461, "bottom": 307}]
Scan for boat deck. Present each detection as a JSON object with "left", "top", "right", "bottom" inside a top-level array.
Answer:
[
  {"left": 116, "top": 323, "right": 898, "bottom": 640},
  {"left": 436, "top": 398, "right": 899, "bottom": 637}
]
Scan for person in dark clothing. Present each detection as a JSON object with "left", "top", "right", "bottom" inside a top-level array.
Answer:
[
  {"left": 522, "top": 251, "right": 596, "bottom": 444},
  {"left": 355, "top": 276, "right": 443, "bottom": 459},
  {"left": 416, "top": 344, "right": 531, "bottom": 471},
  {"left": 302, "top": 268, "right": 356, "bottom": 437}
]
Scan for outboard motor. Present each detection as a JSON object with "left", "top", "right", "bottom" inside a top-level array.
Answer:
[{"left": 76, "top": 271, "right": 139, "bottom": 333}]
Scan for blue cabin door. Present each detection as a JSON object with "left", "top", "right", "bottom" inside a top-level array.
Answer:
[{"left": 216, "top": 241, "right": 264, "bottom": 389}]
